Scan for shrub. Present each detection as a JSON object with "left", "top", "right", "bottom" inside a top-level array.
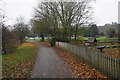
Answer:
[
  {"left": 2, "top": 26, "right": 20, "bottom": 54},
  {"left": 48, "top": 38, "right": 56, "bottom": 46}
]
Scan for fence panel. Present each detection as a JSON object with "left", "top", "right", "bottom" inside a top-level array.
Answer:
[{"left": 56, "top": 42, "right": 120, "bottom": 79}]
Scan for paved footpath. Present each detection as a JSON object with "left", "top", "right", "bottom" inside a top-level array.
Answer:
[{"left": 31, "top": 41, "right": 73, "bottom": 78}]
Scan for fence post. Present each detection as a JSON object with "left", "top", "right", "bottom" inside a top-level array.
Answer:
[
  {"left": 104, "top": 54, "right": 106, "bottom": 75},
  {"left": 98, "top": 53, "right": 100, "bottom": 70},
  {"left": 109, "top": 56, "right": 111, "bottom": 77},
  {"left": 101, "top": 54, "right": 103, "bottom": 72},
  {"left": 118, "top": 59, "right": 120, "bottom": 80},
  {"left": 116, "top": 58, "right": 118, "bottom": 79},
  {"left": 114, "top": 58, "right": 117, "bottom": 79},
  {"left": 112, "top": 57, "right": 114, "bottom": 78},
  {"left": 97, "top": 53, "right": 99, "bottom": 70},
  {"left": 108, "top": 55, "right": 109, "bottom": 76},
  {"left": 103, "top": 54, "right": 105, "bottom": 74},
  {"left": 103, "top": 54, "right": 104, "bottom": 73},
  {"left": 103, "top": 54, "right": 105, "bottom": 73},
  {"left": 78, "top": 46, "right": 80, "bottom": 56},
  {"left": 106, "top": 55, "right": 108, "bottom": 75},
  {"left": 79, "top": 46, "right": 81, "bottom": 57}
]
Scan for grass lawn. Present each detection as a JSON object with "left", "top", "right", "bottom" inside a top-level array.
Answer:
[
  {"left": 71, "top": 36, "right": 118, "bottom": 43},
  {"left": 96, "top": 36, "right": 106, "bottom": 40},
  {"left": 27, "top": 38, "right": 41, "bottom": 41},
  {"left": 97, "top": 43, "right": 119, "bottom": 46},
  {"left": 78, "top": 37, "right": 88, "bottom": 41},
  {"left": 96, "top": 36, "right": 118, "bottom": 42},
  {"left": 77, "top": 36, "right": 107, "bottom": 41},
  {"left": 2, "top": 42, "right": 38, "bottom": 78},
  {"left": 27, "top": 38, "right": 48, "bottom": 41}
]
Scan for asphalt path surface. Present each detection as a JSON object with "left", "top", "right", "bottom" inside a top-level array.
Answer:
[{"left": 30, "top": 41, "right": 73, "bottom": 78}]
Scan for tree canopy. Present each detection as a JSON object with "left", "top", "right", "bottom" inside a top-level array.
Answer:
[
  {"left": 31, "top": 1, "right": 94, "bottom": 41},
  {"left": 12, "top": 17, "right": 29, "bottom": 43}
]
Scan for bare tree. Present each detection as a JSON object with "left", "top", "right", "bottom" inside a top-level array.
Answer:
[
  {"left": 32, "top": 1, "right": 93, "bottom": 41},
  {"left": 0, "top": 0, "right": 6, "bottom": 23},
  {"left": 73, "top": 2, "right": 93, "bottom": 40},
  {"left": 12, "top": 17, "right": 29, "bottom": 43}
]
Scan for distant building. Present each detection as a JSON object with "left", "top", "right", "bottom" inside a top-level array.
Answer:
[
  {"left": 118, "top": 1, "right": 120, "bottom": 24},
  {"left": 98, "top": 22, "right": 118, "bottom": 34}
]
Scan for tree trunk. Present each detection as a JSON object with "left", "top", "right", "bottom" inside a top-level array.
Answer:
[
  {"left": 75, "top": 32, "right": 77, "bottom": 40},
  {"left": 41, "top": 35, "right": 44, "bottom": 41},
  {"left": 70, "top": 35, "right": 71, "bottom": 40},
  {"left": 74, "top": 26, "right": 78, "bottom": 41}
]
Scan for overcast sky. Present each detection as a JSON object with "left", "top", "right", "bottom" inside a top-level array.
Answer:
[{"left": 3, "top": 0, "right": 119, "bottom": 26}]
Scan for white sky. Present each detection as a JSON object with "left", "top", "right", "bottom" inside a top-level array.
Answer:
[
  {"left": 3, "top": 0, "right": 120, "bottom": 26},
  {"left": 92, "top": 0, "right": 119, "bottom": 25},
  {"left": 4, "top": 0, "right": 38, "bottom": 25}
]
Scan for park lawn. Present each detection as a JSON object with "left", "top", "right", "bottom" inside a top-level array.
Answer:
[
  {"left": 71, "top": 36, "right": 118, "bottom": 44},
  {"left": 2, "top": 42, "right": 38, "bottom": 78},
  {"left": 96, "top": 37, "right": 118, "bottom": 42},
  {"left": 78, "top": 37, "right": 88, "bottom": 41},
  {"left": 27, "top": 38, "right": 48, "bottom": 41},
  {"left": 96, "top": 36, "right": 106, "bottom": 40},
  {"left": 27, "top": 38, "right": 41, "bottom": 41},
  {"left": 75, "top": 36, "right": 107, "bottom": 41},
  {"left": 97, "top": 43, "right": 119, "bottom": 46}
]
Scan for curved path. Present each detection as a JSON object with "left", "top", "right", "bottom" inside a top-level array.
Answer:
[{"left": 30, "top": 41, "right": 73, "bottom": 78}]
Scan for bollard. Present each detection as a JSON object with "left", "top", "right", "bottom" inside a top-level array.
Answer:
[{"left": 58, "top": 42, "right": 59, "bottom": 47}]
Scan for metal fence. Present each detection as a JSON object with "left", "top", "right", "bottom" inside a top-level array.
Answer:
[{"left": 56, "top": 42, "right": 120, "bottom": 79}]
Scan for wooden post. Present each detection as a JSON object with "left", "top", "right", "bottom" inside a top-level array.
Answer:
[
  {"left": 114, "top": 58, "right": 116, "bottom": 78},
  {"left": 97, "top": 53, "right": 99, "bottom": 70},
  {"left": 110, "top": 57, "right": 112, "bottom": 77},
  {"left": 112, "top": 57, "right": 114, "bottom": 78},
  {"left": 118, "top": 59, "right": 120, "bottom": 80},
  {"left": 108, "top": 55, "right": 109, "bottom": 75}
]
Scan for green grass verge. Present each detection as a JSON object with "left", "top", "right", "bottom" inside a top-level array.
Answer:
[{"left": 2, "top": 42, "right": 38, "bottom": 78}]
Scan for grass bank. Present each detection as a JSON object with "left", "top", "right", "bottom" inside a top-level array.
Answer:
[{"left": 2, "top": 42, "right": 38, "bottom": 78}]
